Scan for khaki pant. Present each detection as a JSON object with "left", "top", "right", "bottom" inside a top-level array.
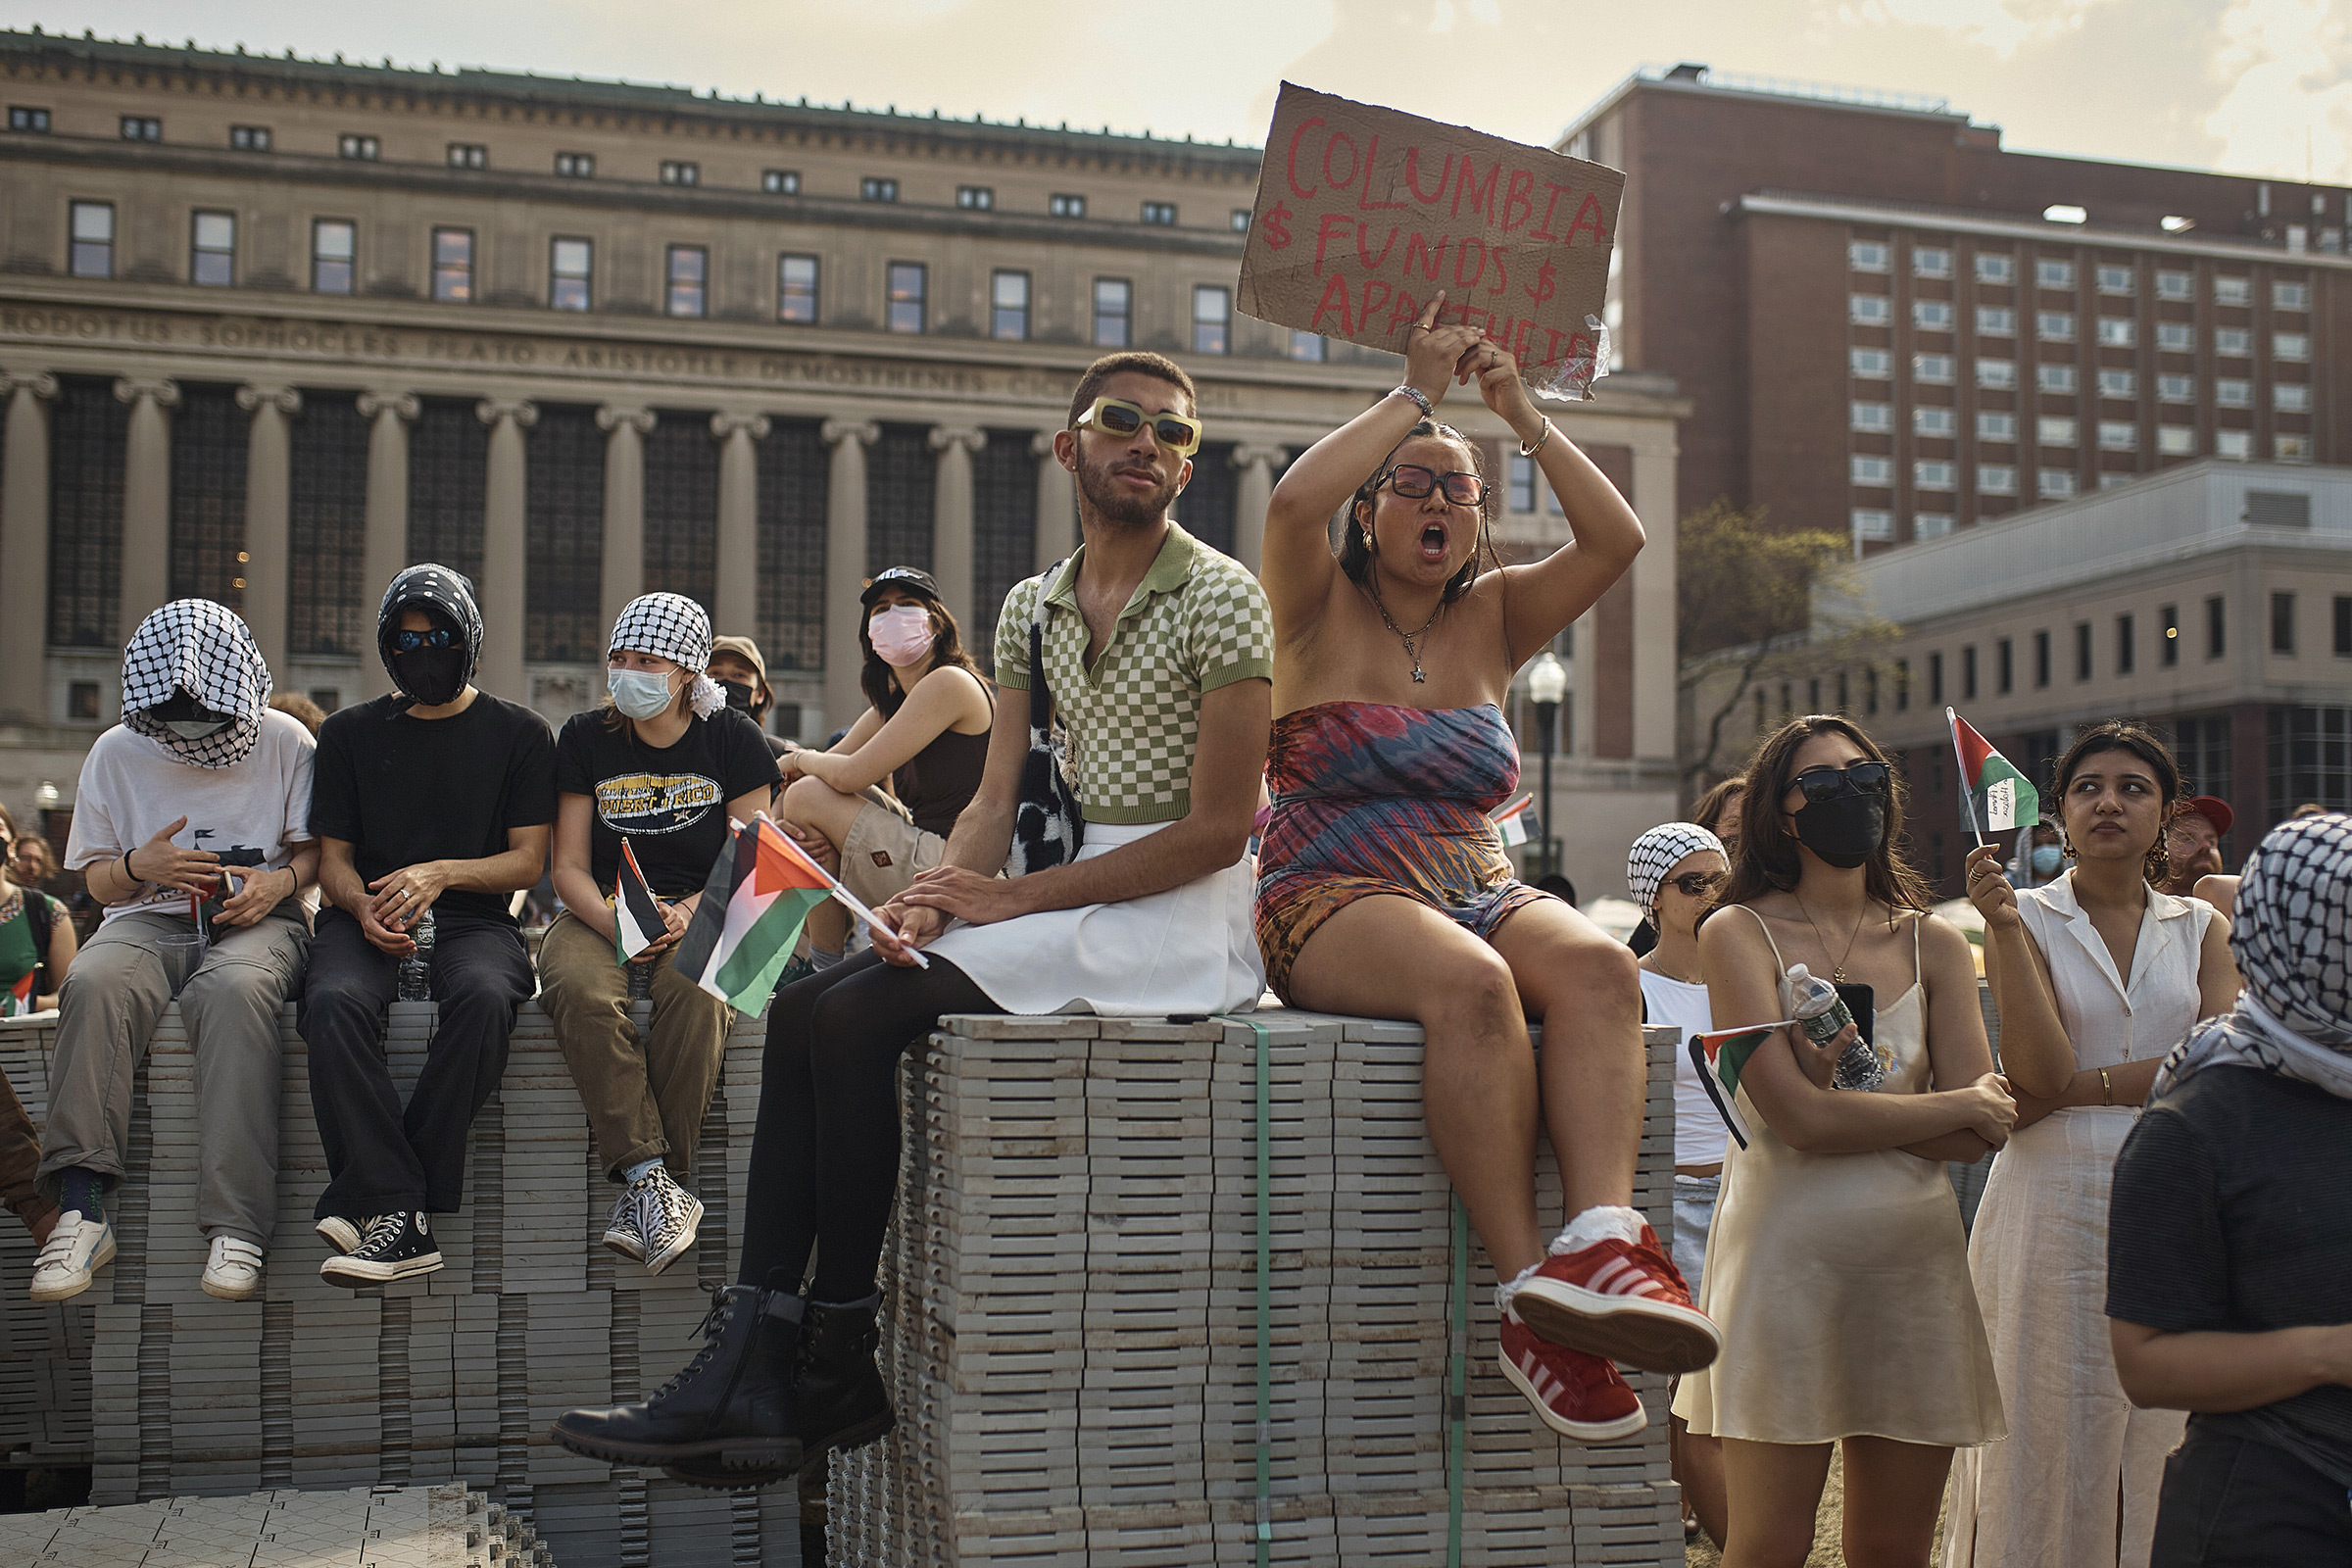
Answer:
[
  {"left": 538, "top": 909, "right": 730, "bottom": 1184},
  {"left": 0, "top": 1065, "right": 52, "bottom": 1237}
]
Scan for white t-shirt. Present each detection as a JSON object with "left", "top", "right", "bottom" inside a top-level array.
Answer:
[
  {"left": 66, "top": 710, "right": 318, "bottom": 926},
  {"left": 1641, "top": 965, "right": 1724, "bottom": 1168}
]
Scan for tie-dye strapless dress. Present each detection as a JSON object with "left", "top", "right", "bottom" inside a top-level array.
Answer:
[{"left": 1253, "top": 701, "right": 1551, "bottom": 1002}]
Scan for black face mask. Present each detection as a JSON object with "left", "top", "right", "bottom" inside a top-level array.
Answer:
[
  {"left": 391, "top": 647, "right": 468, "bottom": 707},
  {"left": 1792, "top": 779, "right": 1887, "bottom": 870},
  {"left": 718, "top": 679, "right": 757, "bottom": 713}
]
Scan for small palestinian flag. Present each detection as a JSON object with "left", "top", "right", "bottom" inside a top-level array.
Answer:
[
  {"left": 671, "top": 817, "right": 835, "bottom": 1011},
  {"left": 612, "top": 840, "right": 667, "bottom": 962},
  {"left": 2, "top": 969, "right": 35, "bottom": 1017},
  {"left": 1491, "top": 796, "right": 1535, "bottom": 849},
  {"left": 1948, "top": 708, "right": 2039, "bottom": 837},
  {"left": 1689, "top": 1022, "right": 1791, "bottom": 1151}
]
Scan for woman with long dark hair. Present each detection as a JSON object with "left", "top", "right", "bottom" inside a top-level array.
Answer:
[
  {"left": 770, "top": 567, "right": 993, "bottom": 970},
  {"left": 1944, "top": 722, "right": 2239, "bottom": 1568},
  {"left": 1674, "top": 713, "right": 2012, "bottom": 1567}
]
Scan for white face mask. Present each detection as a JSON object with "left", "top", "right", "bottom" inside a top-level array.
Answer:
[
  {"left": 868, "top": 605, "right": 936, "bottom": 667},
  {"left": 163, "top": 718, "right": 232, "bottom": 740},
  {"left": 609, "top": 667, "right": 677, "bottom": 720}
]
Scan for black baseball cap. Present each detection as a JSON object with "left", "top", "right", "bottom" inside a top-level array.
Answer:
[{"left": 860, "top": 567, "right": 943, "bottom": 607}]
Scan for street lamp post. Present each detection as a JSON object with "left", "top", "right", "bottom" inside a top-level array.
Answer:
[{"left": 1526, "top": 653, "right": 1567, "bottom": 881}]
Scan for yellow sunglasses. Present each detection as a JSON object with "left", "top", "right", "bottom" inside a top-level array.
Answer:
[{"left": 1075, "top": 396, "right": 1203, "bottom": 457}]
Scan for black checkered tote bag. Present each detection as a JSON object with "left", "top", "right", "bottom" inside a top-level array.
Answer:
[{"left": 1007, "top": 566, "right": 1084, "bottom": 877}]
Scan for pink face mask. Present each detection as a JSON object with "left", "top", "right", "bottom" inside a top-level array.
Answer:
[{"left": 868, "top": 605, "right": 935, "bottom": 667}]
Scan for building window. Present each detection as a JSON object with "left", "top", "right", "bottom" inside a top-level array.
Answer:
[
  {"left": 1978, "top": 464, "right": 2018, "bottom": 495},
  {"left": 2158, "top": 373, "right": 2195, "bottom": 403},
  {"left": 1093, "top": 277, "right": 1131, "bottom": 348},
  {"left": 1050, "top": 192, "right": 1087, "bottom": 219},
  {"left": 2095, "top": 264, "right": 2134, "bottom": 295},
  {"left": 447, "top": 142, "right": 487, "bottom": 170},
  {"left": 2276, "top": 382, "right": 2311, "bottom": 414},
  {"left": 551, "top": 237, "right": 592, "bottom": 311},
  {"left": 1849, "top": 240, "right": 1890, "bottom": 271},
  {"left": 956, "top": 185, "right": 994, "bottom": 210},
  {"left": 2075, "top": 621, "right": 2093, "bottom": 680},
  {"left": 1913, "top": 245, "right": 1953, "bottom": 278},
  {"left": 190, "top": 210, "right": 235, "bottom": 287},
  {"left": 1916, "top": 513, "right": 1955, "bottom": 540},
  {"left": 860, "top": 176, "right": 898, "bottom": 203},
  {"left": 2098, "top": 420, "right": 2138, "bottom": 451},
  {"left": 1913, "top": 301, "right": 1954, "bottom": 330},
  {"left": 1510, "top": 456, "right": 1539, "bottom": 513},
  {"left": 1895, "top": 659, "right": 1911, "bottom": 710},
  {"left": 1851, "top": 455, "right": 1893, "bottom": 485},
  {"left": 2039, "top": 468, "right": 2078, "bottom": 499},
  {"left": 2038, "top": 364, "right": 2079, "bottom": 394},
  {"left": 2216, "top": 429, "right": 2253, "bottom": 460},
  {"left": 665, "top": 244, "right": 707, "bottom": 318},
  {"left": 1193, "top": 284, "right": 1230, "bottom": 355},
  {"left": 338, "top": 132, "right": 378, "bottom": 161},
  {"left": 1849, "top": 294, "right": 1891, "bottom": 325},
  {"left": 2277, "top": 433, "right": 2311, "bottom": 463},
  {"left": 1976, "top": 306, "right": 2016, "bottom": 336},
  {"left": 778, "top": 254, "right": 817, "bottom": 323},
  {"left": 762, "top": 169, "right": 800, "bottom": 195},
  {"left": 1141, "top": 201, "right": 1177, "bottom": 226},
  {"left": 990, "top": 270, "right": 1029, "bottom": 341},
  {"left": 2156, "top": 322, "right": 2192, "bottom": 352},
  {"left": 2038, "top": 416, "right": 2079, "bottom": 447},
  {"left": 1975, "top": 253, "right": 2015, "bottom": 284},
  {"left": 2036, "top": 311, "right": 2077, "bottom": 341},
  {"left": 1978, "top": 412, "right": 2017, "bottom": 442},
  {"left": 1929, "top": 651, "right": 1945, "bottom": 705},
  {"left": 1852, "top": 509, "right": 1893, "bottom": 542},
  {"left": 643, "top": 417, "right": 719, "bottom": 616},
  {"left": 1851, "top": 401, "right": 1891, "bottom": 432},
  {"left": 2117, "top": 612, "right": 2135, "bottom": 674},
  {"left": 2207, "top": 595, "right": 2227, "bottom": 659},
  {"left": 1913, "top": 354, "right": 1955, "bottom": 383},
  {"left": 2273, "top": 592, "right": 2296, "bottom": 655},
  {"left": 2213, "top": 275, "right": 2251, "bottom": 306},
  {"left": 2335, "top": 595, "right": 2351, "bottom": 657},
  {"left": 431, "top": 227, "right": 472, "bottom": 303},
  {"left": 2156, "top": 270, "right": 2192, "bottom": 301},
  {"left": 660, "top": 161, "right": 699, "bottom": 187},
  {"left": 2214, "top": 327, "right": 2252, "bottom": 356},
  {"left": 1914, "top": 407, "right": 1956, "bottom": 437},
  {"left": 121, "top": 116, "right": 162, "bottom": 142},
  {"left": 523, "top": 406, "right": 604, "bottom": 663},
  {"left": 755, "top": 419, "right": 828, "bottom": 679},
  {"left": 2274, "top": 280, "right": 2310, "bottom": 311},
  {"left": 9, "top": 106, "right": 50, "bottom": 132},
  {"left": 555, "top": 151, "right": 595, "bottom": 178},
  {"left": 2158, "top": 425, "right": 2195, "bottom": 456},
  {"left": 2216, "top": 378, "right": 2253, "bottom": 408},
  {"left": 1915, "top": 461, "right": 1956, "bottom": 491},
  {"left": 2275, "top": 331, "right": 2310, "bottom": 362},
  {"left": 2035, "top": 259, "right": 2076, "bottom": 289},
  {"left": 887, "top": 262, "right": 926, "bottom": 333},
  {"left": 229, "top": 123, "right": 269, "bottom": 151},
  {"left": 2095, "top": 317, "right": 2136, "bottom": 347},
  {"left": 69, "top": 200, "right": 113, "bottom": 277},
  {"left": 1963, "top": 645, "right": 1979, "bottom": 700},
  {"left": 2267, "top": 707, "right": 2352, "bottom": 815},
  {"left": 312, "top": 219, "right": 355, "bottom": 294},
  {"left": 288, "top": 392, "right": 370, "bottom": 658},
  {"left": 1231, "top": 209, "right": 1251, "bottom": 232},
  {"left": 2162, "top": 604, "right": 2180, "bottom": 666},
  {"left": 1851, "top": 348, "right": 1893, "bottom": 378},
  {"left": 1977, "top": 358, "right": 2016, "bottom": 390},
  {"left": 1289, "top": 330, "right": 1327, "bottom": 362},
  {"left": 2000, "top": 637, "right": 2018, "bottom": 694},
  {"left": 46, "top": 377, "right": 128, "bottom": 647}
]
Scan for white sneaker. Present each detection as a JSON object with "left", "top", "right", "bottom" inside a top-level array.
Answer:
[
  {"left": 601, "top": 1189, "right": 646, "bottom": 1262},
  {"left": 636, "top": 1166, "right": 704, "bottom": 1277},
  {"left": 30, "top": 1211, "right": 117, "bottom": 1302},
  {"left": 315, "top": 1215, "right": 371, "bottom": 1255},
  {"left": 201, "top": 1235, "right": 266, "bottom": 1300}
]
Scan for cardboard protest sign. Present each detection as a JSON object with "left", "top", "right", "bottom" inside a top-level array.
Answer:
[{"left": 1237, "top": 82, "right": 1624, "bottom": 400}]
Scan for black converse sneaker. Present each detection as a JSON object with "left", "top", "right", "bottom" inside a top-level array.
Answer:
[
  {"left": 319, "top": 1211, "right": 443, "bottom": 1287},
  {"left": 315, "top": 1215, "right": 371, "bottom": 1254}
]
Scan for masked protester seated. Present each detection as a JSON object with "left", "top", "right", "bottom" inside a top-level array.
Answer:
[
  {"left": 706, "top": 635, "right": 795, "bottom": 764},
  {"left": 31, "top": 602, "right": 320, "bottom": 1305}
]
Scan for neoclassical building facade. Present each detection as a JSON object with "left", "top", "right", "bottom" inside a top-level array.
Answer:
[{"left": 0, "top": 30, "right": 1685, "bottom": 898}]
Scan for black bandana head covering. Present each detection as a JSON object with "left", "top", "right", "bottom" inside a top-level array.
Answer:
[
  {"left": 608, "top": 593, "right": 726, "bottom": 719},
  {"left": 121, "top": 600, "right": 273, "bottom": 769},
  {"left": 2153, "top": 811, "right": 2352, "bottom": 1102},
  {"left": 377, "top": 564, "right": 483, "bottom": 697}
]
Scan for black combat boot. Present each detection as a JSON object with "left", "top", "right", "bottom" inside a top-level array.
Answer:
[
  {"left": 551, "top": 1281, "right": 803, "bottom": 1475},
  {"left": 797, "top": 1294, "right": 895, "bottom": 1466}
]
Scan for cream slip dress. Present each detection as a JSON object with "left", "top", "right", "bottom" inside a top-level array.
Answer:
[
  {"left": 1943, "top": 874, "right": 2210, "bottom": 1568},
  {"left": 1672, "top": 906, "right": 2005, "bottom": 1448}
]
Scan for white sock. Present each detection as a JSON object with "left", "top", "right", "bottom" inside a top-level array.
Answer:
[
  {"left": 808, "top": 944, "right": 845, "bottom": 972},
  {"left": 1550, "top": 1204, "right": 1644, "bottom": 1256},
  {"left": 621, "top": 1157, "right": 662, "bottom": 1186},
  {"left": 1494, "top": 1258, "right": 1544, "bottom": 1315}
]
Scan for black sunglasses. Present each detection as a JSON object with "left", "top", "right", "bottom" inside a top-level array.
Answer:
[
  {"left": 1667, "top": 870, "right": 1724, "bottom": 899},
  {"left": 1791, "top": 760, "right": 1891, "bottom": 805},
  {"left": 394, "top": 628, "right": 459, "bottom": 652}
]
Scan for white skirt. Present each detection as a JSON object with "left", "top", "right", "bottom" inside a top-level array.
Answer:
[{"left": 928, "top": 820, "right": 1266, "bottom": 1017}]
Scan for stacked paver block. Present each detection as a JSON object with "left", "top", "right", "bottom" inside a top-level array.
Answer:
[
  {"left": 0, "top": 1003, "right": 799, "bottom": 1568},
  {"left": 2, "top": 1482, "right": 555, "bottom": 1567},
  {"left": 833, "top": 1012, "right": 1685, "bottom": 1568}
]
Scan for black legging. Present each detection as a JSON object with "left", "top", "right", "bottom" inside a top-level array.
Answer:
[{"left": 736, "top": 949, "right": 994, "bottom": 1301}]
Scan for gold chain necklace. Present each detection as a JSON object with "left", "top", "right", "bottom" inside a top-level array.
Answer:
[
  {"left": 1366, "top": 577, "right": 1445, "bottom": 684},
  {"left": 1792, "top": 894, "right": 1870, "bottom": 984}
]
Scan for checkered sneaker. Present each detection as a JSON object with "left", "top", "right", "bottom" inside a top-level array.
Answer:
[
  {"left": 120, "top": 599, "right": 274, "bottom": 768},
  {"left": 634, "top": 1166, "right": 704, "bottom": 1276},
  {"left": 610, "top": 593, "right": 726, "bottom": 717}
]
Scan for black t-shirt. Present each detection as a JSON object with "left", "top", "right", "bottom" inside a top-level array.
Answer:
[
  {"left": 309, "top": 692, "right": 558, "bottom": 924},
  {"left": 554, "top": 707, "right": 781, "bottom": 898},
  {"left": 2107, "top": 1064, "right": 2352, "bottom": 1486}
]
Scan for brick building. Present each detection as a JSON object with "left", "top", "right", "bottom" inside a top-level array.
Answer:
[{"left": 1558, "top": 63, "right": 2349, "bottom": 555}]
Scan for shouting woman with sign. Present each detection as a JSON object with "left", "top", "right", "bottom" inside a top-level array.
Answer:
[{"left": 1254, "top": 292, "right": 1716, "bottom": 1440}]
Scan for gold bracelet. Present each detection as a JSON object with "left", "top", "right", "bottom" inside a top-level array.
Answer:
[
  {"left": 1518, "top": 419, "right": 1554, "bottom": 458},
  {"left": 2099, "top": 1067, "right": 2114, "bottom": 1104}
]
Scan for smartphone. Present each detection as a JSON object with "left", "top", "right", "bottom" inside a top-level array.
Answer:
[{"left": 1835, "top": 982, "right": 1876, "bottom": 1048}]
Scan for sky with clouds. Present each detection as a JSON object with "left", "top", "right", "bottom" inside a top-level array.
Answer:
[{"left": 5, "top": 0, "right": 2345, "bottom": 184}]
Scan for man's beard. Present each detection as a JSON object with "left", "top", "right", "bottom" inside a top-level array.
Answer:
[{"left": 1077, "top": 450, "right": 1182, "bottom": 527}]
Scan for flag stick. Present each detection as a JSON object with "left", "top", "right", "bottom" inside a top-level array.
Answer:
[{"left": 1946, "top": 707, "right": 1986, "bottom": 850}]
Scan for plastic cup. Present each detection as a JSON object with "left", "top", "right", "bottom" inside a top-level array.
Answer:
[{"left": 156, "top": 931, "right": 207, "bottom": 999}]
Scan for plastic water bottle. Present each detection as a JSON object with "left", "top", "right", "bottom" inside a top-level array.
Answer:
[
  {"left": 399, "top": 909, "right": 436, "bottom": 1002},
  {"left": 1787, "top": 962, "right": 1886, "bottom": 1092}
]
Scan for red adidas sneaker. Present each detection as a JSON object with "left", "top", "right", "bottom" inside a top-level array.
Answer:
[
  {"left": 1510, "top": 1223, "right": 1722, "bottom": 1374},
  {"left": 1497, "top": 1309, "right": 1647, "bottom": 1443}
]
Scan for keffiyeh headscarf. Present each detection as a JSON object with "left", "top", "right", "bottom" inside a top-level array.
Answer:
[
  {"left": 121, "top": 600, "right": 273, "bottom": 769},
  {"left": 609, "top": 593, "right": 726, "bottom": 719},
  {"left": 2153, "top": 811, "right": 2352, "bottom": 1102},
  {"left": 377, "top": 564, "right": 483, "bottom": 693},
  {"left": 1627, "top": 822, "right": 1728, "bottom": 918}
]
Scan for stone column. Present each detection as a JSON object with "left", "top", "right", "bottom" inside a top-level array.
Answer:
[
  {"left": 474, "top": 400, "right": 537, "bottom": 704},
  {"left": 928, "top": 425, "right": 984, "bottom": 637},
  {"left": 1031, "top": 430, "right": 1076, "bottom": 572},
  {"left": 820, "top": 419, "right": 879, "bottom": 729},
  {"left": 355, "top": 392, "right": 419, "bottom": 700},
  {"left": 710, "top": 412, "right": 770, "bottom": 640},
  {"left": 1230, "top": 444, "right": 1287, "bottom": 574},
  {"left": 1628, "top": 435, "right": 1679, "bottom": 767},
  {"left": 597, "top": 406, "right": 656, "bottom": 640},
  {"left": 235, "top": 385, "right": 302, "bottom": 683},
  {"left": 114, "top": 378, "right": 179, "bottom": 637},
  {"left": 0, "top": 371, "right": 59, "bottom": 721}
]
